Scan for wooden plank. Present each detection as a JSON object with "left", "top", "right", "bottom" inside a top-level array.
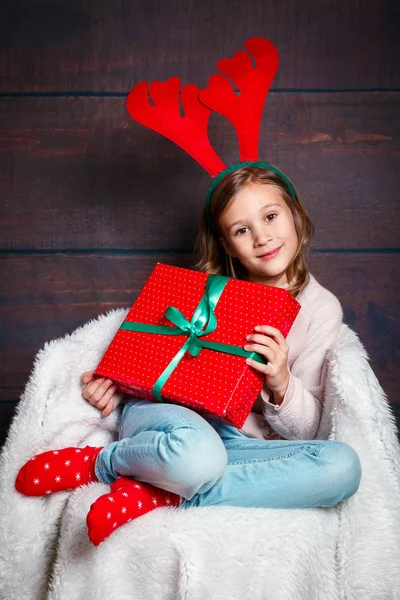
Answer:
[
  {"left": 0, "top": 0, "right": 398, "bottom": 92},
  {"left": 0, "top": 94, "right": 399, "bottom": 251},
  {"left": 0, "top": 252, "right": 398, "bottom": 403},
  {"left": 0, "top": 402, "right": 17, "bottom": 448}
]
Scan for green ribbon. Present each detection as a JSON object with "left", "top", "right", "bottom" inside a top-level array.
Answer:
[{"left": 119, "top": 274, "right": 267, "bottom": 402}]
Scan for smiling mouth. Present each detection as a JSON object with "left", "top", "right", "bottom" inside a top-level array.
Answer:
[{"left": 257, "top": 246, "right": 282, "bottom": 259}]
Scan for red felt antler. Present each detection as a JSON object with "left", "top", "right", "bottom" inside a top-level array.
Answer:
[
  {"left": 199, "top": 38, "right": 278, "bottom": 162},
  {"left": 126, "top": 77, "right": 226, "bottom": 177}
]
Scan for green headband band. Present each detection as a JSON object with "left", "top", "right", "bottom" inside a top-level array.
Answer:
[{"left": 205, "top": 161, "right": 297, "bottom": 233}]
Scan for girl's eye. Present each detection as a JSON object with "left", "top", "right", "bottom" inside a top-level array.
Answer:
[
  {"left": 235, "top": 213, "right": 278, "bottom": 235},
  {"left": 234, "top": 227, "right": 247, "bottom": 236}
]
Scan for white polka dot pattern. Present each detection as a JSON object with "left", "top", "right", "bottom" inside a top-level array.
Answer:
[{"left": 95, "top": 263, "right": 301, "bottom": 427}]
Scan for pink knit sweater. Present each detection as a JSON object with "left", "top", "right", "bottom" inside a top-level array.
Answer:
[{"left": 240, "top": 273, "right": 343, "bottom": 441}]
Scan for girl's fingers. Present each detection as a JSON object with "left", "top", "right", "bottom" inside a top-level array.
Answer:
[
  {"left": 85, "top": 378, "right": 114, "bottom": 403},
  {"left": 245, "top": 342, "right": 275, "bottom": 361},
  {"left": 245, "top": 333, "right": 280, "bottom": 352},
  {"left": 253, "top": 325, "right": 286, "bottom": 345},
  {"left": 92, "top": 380, "right": 116, "bottom": 404},
  {"left": 102, "top": 391, "right": 123, "bottom": 417},
  {"left": 95, "top": 385, "right": 117, "bottom": 409},
  {"left": 246, "top": 357, "right": 269, "bottom": 374},
  {"left": 102, "top": 399, "right": 115, "bottom": 417},
  {"left": 81, "top": 370, "right": 95, "bottom": 384},
  {"left": 82, "top": 378, "right": 105, "bottom": 400}
]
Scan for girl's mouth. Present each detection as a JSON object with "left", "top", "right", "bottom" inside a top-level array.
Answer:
[{"left": 258, "top": 246, "right": 282, "bottom": 260}]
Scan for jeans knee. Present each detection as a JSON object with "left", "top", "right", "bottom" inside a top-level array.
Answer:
[
  {"left": 321, "top": 441, "right": 362, "bottom": 502},
  {"left": 162, "top": 427, "right": 228, "bottom": 499}
]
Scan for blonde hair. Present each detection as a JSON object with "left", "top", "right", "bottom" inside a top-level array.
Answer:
[{"left": 193, "top": 165, "right": 315, "bottom": 298}]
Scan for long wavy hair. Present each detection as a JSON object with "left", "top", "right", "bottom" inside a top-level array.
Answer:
[{"left": 193, "top": 165, "right": 315, "bottom": 298}]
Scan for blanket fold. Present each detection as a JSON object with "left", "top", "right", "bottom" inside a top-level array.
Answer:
[{"left": 0, "top": 309, "right": 399, "bottom": 600}]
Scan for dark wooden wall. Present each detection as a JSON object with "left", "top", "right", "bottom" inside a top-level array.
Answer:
[{"left": 1, "top": 0, "right": 399, "bottom": 445}]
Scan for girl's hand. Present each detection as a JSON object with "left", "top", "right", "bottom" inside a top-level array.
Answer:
[
  {"left": 244, "top": 325, "right": 290, "bottom": 401},
  {"left": 81, "top": 371, "right": 124, "bottom": 417}
]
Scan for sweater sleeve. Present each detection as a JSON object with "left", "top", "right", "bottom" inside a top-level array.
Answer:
[{"left": 260, "top": 292, "right": 343, "bottom": 440}]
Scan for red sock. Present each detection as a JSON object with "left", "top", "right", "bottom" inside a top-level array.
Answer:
[
  {"left": 86, "top": 476, "right": 181, "bottom": 546},
  {"left": 15, "top": 446, "right": 102, "bottom": 496}
]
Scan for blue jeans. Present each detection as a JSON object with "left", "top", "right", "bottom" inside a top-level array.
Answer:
[{"left": 95, "top": 399, "right": 362, "bottom": 509}]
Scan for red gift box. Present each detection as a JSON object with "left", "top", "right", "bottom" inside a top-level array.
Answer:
[{"left": 95, "top": 263, "right": 301, "bottom": 427}]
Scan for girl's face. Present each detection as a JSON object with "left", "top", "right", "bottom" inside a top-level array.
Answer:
[{"left": 218, "top": 182, "right": 298, "bottom": 286}]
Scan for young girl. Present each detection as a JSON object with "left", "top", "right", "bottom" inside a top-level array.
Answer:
[{"left": 15, "top": 164, "right": 362, "bottom": 546}]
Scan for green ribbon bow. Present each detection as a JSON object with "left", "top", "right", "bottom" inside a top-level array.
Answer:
[{"left": 119, "top": 274, "right": 267, "bottom": 402}]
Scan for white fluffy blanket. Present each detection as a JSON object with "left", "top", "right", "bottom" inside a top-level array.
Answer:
[{"left": 0, "top": 309, "right": 400, "bottom": 600}]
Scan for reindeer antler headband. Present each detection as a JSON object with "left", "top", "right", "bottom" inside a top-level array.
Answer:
[{"left": 126, "top": 37, "right": 297, "bottom": 232}]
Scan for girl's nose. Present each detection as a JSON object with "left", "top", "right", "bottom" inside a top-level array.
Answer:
[{"left": 253, "top": 227, "right": 271, "bottom": 246}]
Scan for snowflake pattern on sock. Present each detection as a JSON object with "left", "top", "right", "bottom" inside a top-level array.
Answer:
[
  {"left": 15, "top": 446, "right": 102, "bottom": 496},
  {"left": 86, "top": 476, "right": 180, "bottom": 546}
]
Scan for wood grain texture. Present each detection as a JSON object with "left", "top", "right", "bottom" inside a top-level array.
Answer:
[
  {"left": 0, "top": 0, "right": 398, "bottom": 92},
  {"left": 0, "top": 93, "right": 399, "bottom": 251},
  {"left": 0, "top": 0, "right": 398, "bottom": 455},
  {"left": 0, "top": 252, "right": 398, "bottom": 403},
  {"left": 0, "top": 403, "right": 17, "bottom": 448}
]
